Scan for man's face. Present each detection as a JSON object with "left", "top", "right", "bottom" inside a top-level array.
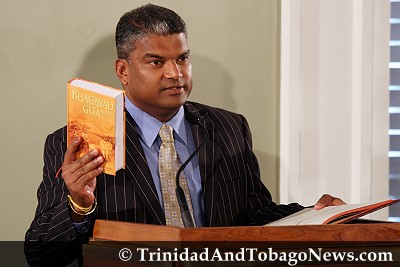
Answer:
[{"left": 117, "top": 33, "right": 192, "bottom": 121}]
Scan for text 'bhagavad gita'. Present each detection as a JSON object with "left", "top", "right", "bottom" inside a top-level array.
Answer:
[{"left": 71, "top": 89, "right": 114, "bottom": 117}]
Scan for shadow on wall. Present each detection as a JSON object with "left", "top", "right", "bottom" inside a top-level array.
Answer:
[
  {"left": 254, "top": 149, "right": 279, "bottom": 202},
  {"left": 190, "top": 54, "right": 236, "bottom": 112},
  {"left": 74, "top": 35, "right": 121, "bottom": 88},
  {"left": 74, "top": 34, "right": 237, "bottom": 112}
]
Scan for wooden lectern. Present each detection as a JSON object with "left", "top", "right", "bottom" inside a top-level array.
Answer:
[{"left": 83, "top": 220, "right": 400, "bottom": 266}]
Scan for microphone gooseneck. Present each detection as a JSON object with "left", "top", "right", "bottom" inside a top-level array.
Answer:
[{"left": 175, "top": 115, "right": 209, "bottom": 228}]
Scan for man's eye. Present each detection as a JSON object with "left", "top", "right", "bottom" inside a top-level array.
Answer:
[
  {"left": 150, "top": 60, "right": 162, "bottom": 66},
  {"left": 179, "top": 55, "right": 189, "bottom": 62}
]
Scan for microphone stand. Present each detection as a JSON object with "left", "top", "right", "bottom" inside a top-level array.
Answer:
[{"left": 175, "top": 117, "right": 209, "bottom": 228}]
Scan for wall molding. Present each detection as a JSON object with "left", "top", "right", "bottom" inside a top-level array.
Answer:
[{"left": 280, "top": 0, "right": 390, "bottom": 216}]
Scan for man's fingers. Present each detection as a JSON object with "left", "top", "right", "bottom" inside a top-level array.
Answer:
[
  {"left": 76, "top": 149, "right": 102, "bottom": 169},
  {"left": 63, "top": 148, "right": 102, "bottom": 176},
  {"left": 74, "top": 152, "right": 104, "bottom": 177},
  {"left": 60, "top": 137, "right": 105, "bottom": 209},
  {"left": 64, "top": 136, "right": 82, "bottom": 164},
  {"left": 77, "top": 162, "right": 104, "bottom": 185},
  {"left": 61, "top": 147, "right": 103, "bottom": 207},
  {"left": 331, "top": 198, "right": 346, "bottom": 206},
  {"left": 314, "top": 194, "right": 345, "bottom": 210},
  {"left": 67, "top": 169, "right": 101, "bottom": 208},
  {"left": 62, "top": 152, "right": 103, "bottom": 187},
  {"left": 315, "top": 194, "right": 331, "bottom": 206}
]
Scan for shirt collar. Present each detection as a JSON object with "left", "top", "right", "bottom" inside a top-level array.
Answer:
[{"left": 125, "top": 97, "right": 188, "bottom": 147}]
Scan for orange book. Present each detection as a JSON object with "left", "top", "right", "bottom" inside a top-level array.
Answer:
[
  {"left": 267, "top": 199, "right": 400, "bottom": 225},
  {"left": 67, "top": 78, "right": 125, "bottom": 175}
]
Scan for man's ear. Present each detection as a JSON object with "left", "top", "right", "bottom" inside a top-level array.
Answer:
[{"left": 115, "top": 59, "right": 129, "bottom": 85}]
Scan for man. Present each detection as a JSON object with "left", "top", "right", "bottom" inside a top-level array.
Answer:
[{"left": 25, "top": 4, "right": 344, "bottom": 266}]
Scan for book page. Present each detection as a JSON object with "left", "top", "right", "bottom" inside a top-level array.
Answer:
[
  {"left": 266, "top": 200, "right": 399, "bottom": 226},
  {"left": 70, "top": 79, "right": 123, "bottom": 97},
  {"left": 266, "top": 207, "right": 344, "bottom": 226}
]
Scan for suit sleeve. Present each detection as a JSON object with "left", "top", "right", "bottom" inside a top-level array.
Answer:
[
  {"left": 24, "top": 129, "right": 90, "bottom": 266},
  {"left": 241, "top": 115, "right": 304, "bottom": 225}
]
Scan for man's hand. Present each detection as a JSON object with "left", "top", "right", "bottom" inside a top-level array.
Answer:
[
  {"left": 314, "top": 194, "right": 346, "bottom": 210},
  {"left": 61, "top": 136, "right": 104, "bottom": 220}
]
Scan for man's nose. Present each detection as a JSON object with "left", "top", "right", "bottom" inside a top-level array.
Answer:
[{"left": 164, "top": 61, "right": 182, "bottom": 79}]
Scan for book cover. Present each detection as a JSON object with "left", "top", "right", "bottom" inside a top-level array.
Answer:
[
  {"left": 266, "top": 199, "right": 400, "bottom": 226},
  {"left": 67, "top": 78, "right": 125, "bottom": 175}
]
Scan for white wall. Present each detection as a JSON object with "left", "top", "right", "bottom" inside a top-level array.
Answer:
[{"left": 280, "top": 0, "right": 390, "bottom": 218}]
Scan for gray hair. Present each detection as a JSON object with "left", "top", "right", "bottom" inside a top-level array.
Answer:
[{"left": 115, "top": 4, "right": 187, "bottom": 60}]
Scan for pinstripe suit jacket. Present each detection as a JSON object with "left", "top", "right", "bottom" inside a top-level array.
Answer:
[{"left": 25, "top": 101, "right": 303, "bottom": 266}]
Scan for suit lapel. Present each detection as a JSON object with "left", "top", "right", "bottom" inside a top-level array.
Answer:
[
  {"left": 184, "top": 103, "right": 221, "bottom": 226},
  {"left": 124, "top": 112, "right": 165, "bottom": 224}
]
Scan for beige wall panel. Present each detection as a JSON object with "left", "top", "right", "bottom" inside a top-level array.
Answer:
[{"left": 0, "top": 0, "right": 280, "bottom": 240}]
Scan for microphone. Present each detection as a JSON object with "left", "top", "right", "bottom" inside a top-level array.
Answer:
[{"left": 175, "top": 113, "right": 209, "bottom": 228}]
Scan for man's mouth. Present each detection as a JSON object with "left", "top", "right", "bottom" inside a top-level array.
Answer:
[{"left": 163, "top": 86, "right": 185, "bottom": 92}]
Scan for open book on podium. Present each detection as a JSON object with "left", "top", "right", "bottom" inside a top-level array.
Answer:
[{"left": 267, "top": 199, "right": 400, "bottom": 226}]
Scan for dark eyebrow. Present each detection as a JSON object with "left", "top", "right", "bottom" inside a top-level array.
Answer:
[
  {"left": 180, "top": 50, "right": 190, "bottom": 57},
  {"left": 143, "top": 49, "right": 190, "bottom": 60},
  {"left": 143, "top": 53, "right": 164, "bottom": 60}
]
